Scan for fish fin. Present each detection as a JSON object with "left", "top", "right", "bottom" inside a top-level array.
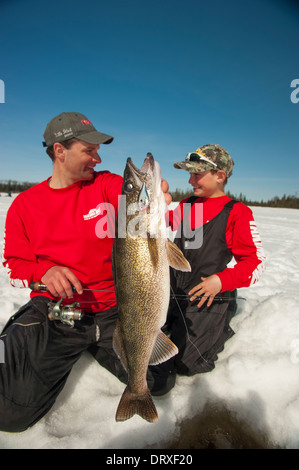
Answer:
[
  {"left": 115, "top": 386, "right": 158, "bottom": 423},
  {"left": 149, "top": 331, "right": 179, "bottom": 366},
  {"left": 166, "top": 239, "right": 191, "bottom": 272},
  {"left": 113, "top": 322, "right": 128, "bottom": 372}
]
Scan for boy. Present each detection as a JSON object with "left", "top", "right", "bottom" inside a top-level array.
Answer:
[{"left": 150, "top": 144, "right": 265, "bottom": 395}]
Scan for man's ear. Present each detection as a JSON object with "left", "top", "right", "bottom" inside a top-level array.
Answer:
[{"left": 53, "top": 142, "right": 66, "bottom": 162}]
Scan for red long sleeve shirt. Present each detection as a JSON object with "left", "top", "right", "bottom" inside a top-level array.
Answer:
[
  {"left": 3, "top": 179, "right": 265, "bottom": 311},
  {"left": 167, "top": 195, "right": 266, "bottom": 292},
  {"left": 2, "top": 171, "right": 123, "bottom": 312}
]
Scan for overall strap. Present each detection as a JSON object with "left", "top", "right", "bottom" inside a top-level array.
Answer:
[
  {"left": 186, "top": 196, "right": 238, "bottom": 208},
  {"left": 223, "top": 199, "right": 238, "bottom": 209},
  {"left": 186, "top": 196, "right": 199, "bottom": 205},
  {"left": 172, "top": 198, "right": 239, "bottom": 294}
]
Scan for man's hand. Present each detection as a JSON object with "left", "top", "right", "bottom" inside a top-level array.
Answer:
[
  {"left": 41, "top": 266, "right": 83, "bottom": 298},
  {"left": 188, "top": 275, "right": 222, "bottom": 308},
  {"left": 161, "top": 178, "right": 172, "bottom": 205}
]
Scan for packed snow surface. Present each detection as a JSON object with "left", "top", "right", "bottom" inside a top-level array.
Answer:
[{"left": 0, "top": 194, "right": 299, "bottom": 449}]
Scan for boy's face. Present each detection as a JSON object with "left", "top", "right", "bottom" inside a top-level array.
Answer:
[{"left": 188, "top": 170, "right": 226, "bottom": 198}]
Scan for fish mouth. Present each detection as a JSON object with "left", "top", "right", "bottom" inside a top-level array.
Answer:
[{"left": 126, "top": 153, "right": 155, "bottom": 179}]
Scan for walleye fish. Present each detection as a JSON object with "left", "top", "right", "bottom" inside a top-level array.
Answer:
[{"left": 112, "top": 153, "right": 191, "bottom": 423}]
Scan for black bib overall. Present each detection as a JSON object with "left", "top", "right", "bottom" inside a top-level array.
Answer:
[{"left": 168, "top": 198, "right": 238, "bottom": 375}]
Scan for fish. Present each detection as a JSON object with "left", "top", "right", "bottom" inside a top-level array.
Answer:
[{"left": 112, "top": 153, "right": 191, "bottom": 423}]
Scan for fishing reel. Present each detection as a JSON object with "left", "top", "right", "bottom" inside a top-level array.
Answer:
[{"left": 48, "top": 297, "right": 83, "bottom": 328}]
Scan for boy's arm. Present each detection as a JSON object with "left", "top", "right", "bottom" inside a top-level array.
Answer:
[
  {"left": 216, "top": 203, "right": 266, "bottom": 292},
  {"left": 189, "top": 204, "right": 265, "bottom": 307}
]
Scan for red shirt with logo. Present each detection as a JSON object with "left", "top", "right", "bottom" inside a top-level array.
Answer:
[
  {"left": 167, "top": 196, "right": 265, "bottom": 292},
  {"left": 3, "top": 178, "right": 265, "bottom": 311},
  {"left": 3, "top": 171, "right": 123, "bottom": 312}
]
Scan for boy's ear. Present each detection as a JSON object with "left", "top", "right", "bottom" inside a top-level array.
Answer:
[{"left": 217, "top": 170, "right": 227, "bottom": 183}]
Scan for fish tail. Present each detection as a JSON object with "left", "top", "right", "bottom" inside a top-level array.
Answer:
[{"left": 115, "top": 386, "right": 158, "bottom": 423}]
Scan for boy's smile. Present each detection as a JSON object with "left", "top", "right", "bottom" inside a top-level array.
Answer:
[{"left": 188, "top": 170, "right": 226, "bottom": 198}]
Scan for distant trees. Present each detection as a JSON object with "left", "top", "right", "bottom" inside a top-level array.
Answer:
[
  {"left": 1, "top": 180, "right": 298, "bottom": 209},
  {"left": 0, "top": 180, "right": 36, "bottom": 193},
  {"left": 169, "top": 188, "right": 299, "bottom": 209},
  {"left": 225, "top": 191, "right": 299, "bottom": 209},
  {"left": 169, "top": 188, "right": 194, "bottom": 202}
]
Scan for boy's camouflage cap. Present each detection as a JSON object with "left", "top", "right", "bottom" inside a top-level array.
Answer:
[{"left": 174, "top": 144, "right": 234, "bottom": 178}]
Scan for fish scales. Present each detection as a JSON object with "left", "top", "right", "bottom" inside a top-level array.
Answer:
[
  {"left": 115, "top": 238, "right": 169, "bottom": 385},
  {"left": 112, "top": 153, "right": 191, "bottom": 423}
]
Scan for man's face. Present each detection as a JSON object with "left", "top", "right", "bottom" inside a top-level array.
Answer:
[{"left": 59, "top": 140, "right": 101, "bottom": 184}]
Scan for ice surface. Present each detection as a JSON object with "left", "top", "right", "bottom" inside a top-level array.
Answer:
[{"left": 0, "top": 195, "right": 299, "bottom": 449}]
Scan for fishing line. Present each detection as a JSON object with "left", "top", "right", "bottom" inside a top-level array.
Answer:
[
  {"left": 170, "top": 284, "right": 209, "bottom": 364},
  {"left": 170, "top": 293, "right": 246, "bottom": 301}
]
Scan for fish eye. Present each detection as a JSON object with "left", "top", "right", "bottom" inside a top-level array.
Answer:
[{"left": 125, "top": 182, "right": 134, "bottom": 192}]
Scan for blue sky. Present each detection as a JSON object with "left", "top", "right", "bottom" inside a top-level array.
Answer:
[{"left": 0, "top": 0, "right": 298, "bottom": 201}]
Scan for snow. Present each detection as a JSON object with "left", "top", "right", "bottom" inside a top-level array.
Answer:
[{"left": 0, "top": 194, "right": 299, "bottom": 449}]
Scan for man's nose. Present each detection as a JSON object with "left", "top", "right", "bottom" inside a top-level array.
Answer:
[{"left": 92, "top": 153, "right": 101, "bottom": 163}]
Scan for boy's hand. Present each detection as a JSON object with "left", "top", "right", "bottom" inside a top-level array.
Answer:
[{"left": 189, "top": 275, "right": 222, "bottom": 308}]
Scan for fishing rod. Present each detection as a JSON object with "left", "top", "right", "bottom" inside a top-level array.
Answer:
[
  {"left": 29, "top": 281, "right": 245, "bottom": 328},
  {"left": 30, "top": 282, "right": 246, "bottom": 302},
  {"left": 29, "top": 282, "right": 114, "bottom": 327},
  {"left": 29, "top": 282, "right": 114, "bottom": 294}
]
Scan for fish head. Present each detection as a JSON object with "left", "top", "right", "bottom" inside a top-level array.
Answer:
[
  {"left": 122, "top": 153, "right": 154, "bottom": 209},
  {"left": 120, "top": 153, "right": 167, "bottom": 238}
]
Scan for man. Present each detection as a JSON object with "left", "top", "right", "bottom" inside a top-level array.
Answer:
[{"left": 0, "top": 112, "right": 170, "bottom": 432}]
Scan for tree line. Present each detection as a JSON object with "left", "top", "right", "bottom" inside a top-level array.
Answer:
[
  {"left": 0, "top": 180, "right": 298, "bottom": 209},
  {"left": 0, "top": 180, "right": 36, "bottom": 193},
  {"left": 169, "top": 188, "right": 299, "bottom": 209}
]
